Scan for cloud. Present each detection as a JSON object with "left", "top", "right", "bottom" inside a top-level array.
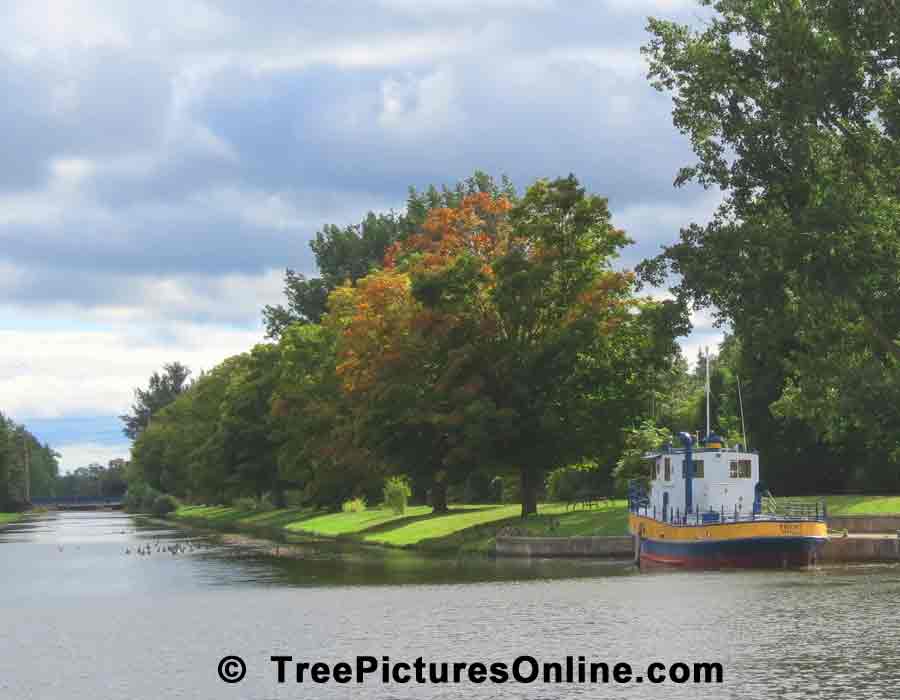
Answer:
[
  {"left": 1, "top": 0, "right": 719, "bottom": 445},
  {"left": 0, "top": 323, "right": 264, "bottom": 418},
  {"left": 54, "top": 442, "right": 131, "bottom": 473}
]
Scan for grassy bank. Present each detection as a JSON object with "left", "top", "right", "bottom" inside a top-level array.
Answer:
[
  {"left": 0, "top": 513, "right": 22, "bottom": 527},
  {"left": 783, "top": 495, "right": 900, "bottom": 515},
  {"left": 168, "top": 495, "right": 900, "bottom": 555},
  {"left": 172, "top": 501, "right": 629, "bottom": 552}
]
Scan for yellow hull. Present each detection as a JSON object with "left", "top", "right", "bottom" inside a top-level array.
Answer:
[
  {"left": 629, "top": 514, "right": 827, "bottom": 542},
  {"left": 629, "top": 514, "right": 827, "bottom": 568}
]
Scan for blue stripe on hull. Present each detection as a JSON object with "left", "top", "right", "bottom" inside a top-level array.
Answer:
[{"left": 640, "top": 536, "right": 826, "bottom": 569}]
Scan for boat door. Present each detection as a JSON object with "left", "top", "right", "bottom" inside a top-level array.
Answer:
[{"left": 662, "top": 492, "right": 669, "bottom": 522}]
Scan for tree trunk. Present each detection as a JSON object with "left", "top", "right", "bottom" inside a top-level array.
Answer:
[
  {"left": 520, "top": 466, "right": 538, "bottom": 518},
  {"left": 272, "top": 481, "right": 286, "bottom": 509},
  {"left": 430, "top": 481, "right": 448, "bottom": 513}
]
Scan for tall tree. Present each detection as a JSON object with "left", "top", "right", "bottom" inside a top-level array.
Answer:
[
  {"left": 641, "top": 0, "right": 900, "bottom": 490},
  {"left": 120, "top": 362, "right": 192, "bottom": 440},
  {"left": 333, "top": 177, "right": 684, "bottom": 516},
  {"left": 262, "top": 172, "right": 518, "bottom": 339}
]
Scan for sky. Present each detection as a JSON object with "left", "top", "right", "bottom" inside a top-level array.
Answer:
[{"left": 0, "top": 0, "right": 725, "bottom": 471}]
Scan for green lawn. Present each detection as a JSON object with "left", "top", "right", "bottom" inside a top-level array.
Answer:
[
  {"left": 286, "top": 505, "right": 436, "bottom": 536},
  {"left": 174, "top": 505, "right": 321, "bottom": 530},
  {"left": 168, "top": 495, "right": 900, "bottom": 554},
  {"left": 782, "top": 495, "right": 900, "bottom": 515},
  {"left": 516, "top": 501, "right": 629, "bottom": 537},
  {"left": 173, "top": 501, "right": 632, "bottom": 549},
  {"left": 0, "top": 513, "right": 22, "bottom": 526}
]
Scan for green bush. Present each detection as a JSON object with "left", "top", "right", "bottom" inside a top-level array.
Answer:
[
  {"left": 341, "top": 497, "right": 367, "bottom": 513},
  {"left": 124, "top": 483, "right": 151, "bottom": 512},
  {"left": 139, "top": 486, "right": 162, "bottom": 513},
  {"left": 232, "top": 496, "right": 258, "bottom": 511},
  {"left": 232, "top": 495, "right": 277, "bottom": 512},
  {"left": 546, "top": 463, "right": 603, "bottom": 502},
  {"left": 382, "top": 476, "right": 412, "bottom": 515},
  {"left": 614, "top": 420, "right": 671, "bottom": 495},
  {"left": 151, "top": 494, "right": 179, "bottom": 517}
]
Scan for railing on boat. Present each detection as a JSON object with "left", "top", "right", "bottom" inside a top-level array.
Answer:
[{"left": 626, "top": 482, "right": 827, "bottom": 525}]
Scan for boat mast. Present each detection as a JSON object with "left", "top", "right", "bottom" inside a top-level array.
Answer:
[
  {"left": 737, "top": 373, "right": 748, "bottom": 449},
  {"left": 705, "top": 346, "right": 710, "bottom": 439}
]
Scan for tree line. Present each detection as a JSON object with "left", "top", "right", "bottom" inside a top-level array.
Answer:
[
  {"left": 125, "top": 0, "right": 900, "bottom": 513},
  {"left": 126, "top": 174, "right": 684, "bottom": 516},
  {"left": 0, "top": 412, "right": 60, "bottom": 509}
]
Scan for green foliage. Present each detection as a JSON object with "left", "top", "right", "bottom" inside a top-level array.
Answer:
[
  {"left": 463, "top": 471, "right": 499, "bottom": 503},
  {"left": 341, "top": 497, "right": 367, "bottom": 513},
  {"left": 151, "top": 494, "right": 179, "bottom": 517},
  {"left": 53, "top": 460, "right": 127, "bottom": 500},
  {"left": 641, "top": 0, "right": 900, "bottom": 492},
  {"left": 231, "top": 495, "right": 277, "bottom": 512},
  {"left": 614, "top": 421, "right": 672, "bottom": 495},
  {"left": 123, "top": 482, "right": 163, "bottom": 513},
  {"left": 120, "top": 362, "right": 191, "bottom": 440},
  {"left": 382, "top": 476, "right": 412, "bottom": 515},
  {"left": 0, "top": 412, "right": 61, "bottom": 506},
  {"left": 545, "top": 463, "right": 605, "bottom": 502},
  {"left": 123, "top": 173, "right": 682, "bottom": 516}
]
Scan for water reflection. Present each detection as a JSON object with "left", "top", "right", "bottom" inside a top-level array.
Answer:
[
  {"left": 2, "top": 511, "right": 900, "bottom": 700},
  {"left": 0, "top": 511, "right": 635, "bottom": 596}
]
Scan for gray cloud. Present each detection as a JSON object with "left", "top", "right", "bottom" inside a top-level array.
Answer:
[{"left": 1, "top": 0, "right": 711, "bottom": 318}]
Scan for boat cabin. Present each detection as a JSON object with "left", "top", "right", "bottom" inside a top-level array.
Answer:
[{"left": 643, "top": 433, "right": 761, "bottom": 522}]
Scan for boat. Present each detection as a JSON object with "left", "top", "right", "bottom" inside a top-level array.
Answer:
[{"left": 627, "top": 350, "right": 827, "bottom": 569}]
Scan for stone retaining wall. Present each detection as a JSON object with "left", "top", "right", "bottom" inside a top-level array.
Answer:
[
  {"left": 827, "top": 515, "right": 900, "bottom": 533},
  {"left": 824, "top": 535, "right": 900, "bottom": 562},
  {"left": 495, "top": 535, "right": 633, "bottom": 558}
]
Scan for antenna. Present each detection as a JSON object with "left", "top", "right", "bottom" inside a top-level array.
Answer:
[
  {"left": 737, "top": 374, "right": 748, "bottom": 449},
  {"left": 705, "top": 346, "right": 710, "bottom": 439}
]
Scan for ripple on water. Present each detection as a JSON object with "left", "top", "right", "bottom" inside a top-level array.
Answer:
[{"left": 2, "top": 511, "right": 899, "bottom": 699}]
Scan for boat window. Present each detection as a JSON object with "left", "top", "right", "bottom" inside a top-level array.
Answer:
[
  {"left": 664, "top": 457, "right": 671, "bottom": 481},
  {"left": 682, "top": 459, "right": 704, "bottom": 478},
  {"left": 729, "top": 459, "right": 752, "bottom": 478}
]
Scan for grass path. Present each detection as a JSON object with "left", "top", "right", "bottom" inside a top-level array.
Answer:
[{"left": 0, "top": 513, "right": 22, "bottom": 526}]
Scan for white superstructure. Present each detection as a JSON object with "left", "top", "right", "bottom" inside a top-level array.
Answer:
[{"left": 645, "top": 434, "right": 760, "bottom": 522}]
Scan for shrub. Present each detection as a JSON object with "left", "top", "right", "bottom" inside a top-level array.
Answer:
[
  {"left": 341, "top": 497, "right": 367, "bottom": 513},
  {"left": 124, "top": 483, "right": 151, "bottom": 512},
  {"left": 613, "top": 420, "right": 671, "bottom": 495},
  {"left": 232, "top": 496, "right": 259, "bottom": 512},
  {"left": 284, "top": 489, "right": 305, "bottom": 507},
  {"left": 151, "top": 494, "right": 179, "bottom": 517},
  {"left": 546, "top": 463, "right": 604, "bottom": 502},
  {"left": 140, "top": 486, "right": 162, "bottom": 513},
  {"left": 232, "top": 495, "right": 277, "bottom": 512},
  {"left": 382, "top": 476, "right": 412, "bottom": 515}
]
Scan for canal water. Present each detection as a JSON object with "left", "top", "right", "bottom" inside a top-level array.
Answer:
[{"left": 1, "top": 511, "right": 899, "bottom": 699}]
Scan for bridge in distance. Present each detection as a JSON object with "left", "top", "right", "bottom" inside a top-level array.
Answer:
[{"left": 30, "top": 496, "right": 124, "bottom": 511}]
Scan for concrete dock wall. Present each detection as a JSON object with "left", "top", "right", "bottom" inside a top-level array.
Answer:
[
  {"left": 496, "top": 532, "right": 900, "bottom": 564},
  {"left": 827, "top": 515, "right": 900, "bottom": 533},
  {"left": 823, "top": 535, "right": 900, "bottom": 562},
  {"left": 495, "top": 535, "right": 633, "bottom": 558}
]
